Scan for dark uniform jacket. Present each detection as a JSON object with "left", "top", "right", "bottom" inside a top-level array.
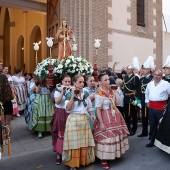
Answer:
[
  {"left": 138, "top": 74, "right": 153, "bottom": 106},
  {"left": 162, "top": 75, "right": 170, "bottom": 83},
  {"left": 123, "top": 74, "right": 140, "bottom": 104}
]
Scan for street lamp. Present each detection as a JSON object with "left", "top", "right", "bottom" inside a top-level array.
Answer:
[
  {"left": 46, "top": 37, "right": 54, "bottom": 59},
  {"left": 33, "top": 41, "right": 41, "bottom": 66},
  {"left": 93, "top": 39, "right": 101, "bottom": 82},
  {"left": 94, "top": 39, "right": 101, "bottom": 63},
  {"left": 72, "top": 43, "right": 78, "bottom": 57},
  {"left": 45, "top": 37, "right": 54, "bottom": 87}
]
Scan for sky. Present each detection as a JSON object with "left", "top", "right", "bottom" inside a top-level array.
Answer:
[{"left": 163, "top": 0, "right": 170, "bottom": 32}]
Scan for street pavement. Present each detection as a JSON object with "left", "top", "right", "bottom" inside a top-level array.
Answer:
[{"left": 0, "top": 114, "right": 170, "bottom": 170}]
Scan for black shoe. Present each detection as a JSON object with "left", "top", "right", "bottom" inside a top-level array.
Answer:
[
  {"left": 146, "top": 142, "right": 154, "bottom": 148},
  {"left": 137, "top": 133, "right": 148, "bottom": 137},
  {"left": 130, "top": 131, "right": 136, "bottom": 136}
]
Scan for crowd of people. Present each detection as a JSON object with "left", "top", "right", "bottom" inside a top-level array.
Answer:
[{"left": 1, "top": 54, "right": 170, "bottom": 169}]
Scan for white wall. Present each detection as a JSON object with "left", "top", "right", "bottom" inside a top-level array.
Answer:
[
  {"left": 108, "top": 33, "right": 156, "bottom": 70},
  {"left": 163, "top": 32, "right": 170, "bottom": 64},
  {"left": 108, "top": 0, "right": 131, "bottom": 32}
]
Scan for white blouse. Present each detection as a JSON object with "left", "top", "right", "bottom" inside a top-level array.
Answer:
[
  {"left": 95, "top": 94, "right": 112, "bottom": 110},
  {"left": 54, "top": 91, "right": 66, "bottom": 109},
  {"left": 12, "top": 75, "right": 25, "bottom": 86},
  {"left": 65, "top": 89, "right": 93, "bottom": 114},
  {"left": 83, "top": 86, "right": 97, "bottom": 106}
]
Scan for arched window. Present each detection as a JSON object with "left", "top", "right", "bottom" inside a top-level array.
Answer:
[{"left": 137, "top": 0, "right": 145, "bottom": 26}]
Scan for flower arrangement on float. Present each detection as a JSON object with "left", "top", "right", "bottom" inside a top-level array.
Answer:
[
  {"left": 53, "top": 55, "right": 93, "bottom": 77},
  {"left": 34, "top": 56, "right": 93, "bottom": 80},
  {"left": 34, "top": 58, "right": 58, "bottom": 80}
]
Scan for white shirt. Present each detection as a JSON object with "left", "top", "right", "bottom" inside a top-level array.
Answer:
[
  {"left": 54, "top": 91, "right": 65, "bottom": 109},
  {"left": 145, "top": 80, "right": 170, "bottom": 103},
  {"left": 117, "top": 87, "right": 124, "bottom": 107},
  {"left": 65, "top": 89, "right": 93, "bottom": 114},
  {"left": 12, "top": 75, "right": 25, "bottom": 86},
  {"left": 29, "top": 81, "right": 35, "bottom": 89}
]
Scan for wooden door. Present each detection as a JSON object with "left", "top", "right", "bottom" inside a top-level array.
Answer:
[{"left": 47, "top": 0, "right": 60, "bottom": 58}]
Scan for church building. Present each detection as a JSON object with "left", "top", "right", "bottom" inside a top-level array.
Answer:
[{"left": 0, "top": 0, "right": 162, "bottom": 73}]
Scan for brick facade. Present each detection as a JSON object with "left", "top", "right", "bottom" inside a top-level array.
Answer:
[
  {"left": 60, "top": 0, "right": 108, "bottom": 68},
  {"left": 59, "top": 0, "right": 162, "bottom": 69}
]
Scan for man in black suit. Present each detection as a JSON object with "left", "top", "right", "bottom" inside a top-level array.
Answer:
[
  {"left": 124, "top": 64, "right": 140, "bottom": 136},
  {"left": 137, "top": 58, "right": 154, "bottom": 137}
]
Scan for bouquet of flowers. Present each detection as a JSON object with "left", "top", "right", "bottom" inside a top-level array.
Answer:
[
  {"left": 34, "top": 58, "right": 58, "bottom": 80},
  {"left": 54, "top": 56, "right": 93, "bottom": 77}
]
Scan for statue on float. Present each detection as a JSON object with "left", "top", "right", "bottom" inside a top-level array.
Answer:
[{"left": 56, "top": 17, "right": 74, "bottom": 64}]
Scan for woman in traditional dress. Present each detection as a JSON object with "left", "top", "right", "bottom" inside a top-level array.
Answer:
[
  {"left": 3, "top": 66, "right": 19, "bottom": 118},
  {"left": 62, "top": 75, "right": 95, "bottom": 170},
  {"left": 12, "top": 69, "right": 27, "bottom": 116},
  {"left": 154, "top": 100, "right": 170, "bottom": 154},
  {"left": 24, "top": 73, "right": 32, "bottom": 95},
  {"left": 29, "top": 79, "right": 54, "bottom": 138},
  {"left": 0, "top": 74, "right": 15, "bottom": 144},
  {"left": 84, "top": 75, "right": 97, "bottom": 130},
  {"left": 24, "top": 77, "right": 39, "bottom": 125},
  {"left": 56, "top": 18, "right": 73, "bottom": 64},
  {"left": 93, "top": 73, "right": 129, "bottom": 169},
  {"left": 50, "top": 74, "right": 71, "bottom": 165}
]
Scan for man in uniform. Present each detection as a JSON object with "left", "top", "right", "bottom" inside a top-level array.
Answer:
[
  {"left": 137, "top": 56, "right": 154, "bottom": 137},
  {"left": 124, "top": 57, "right": 140, "bottom": 136},
  {"left": 163, "top": 56, "right": 170, "bottom": 83}
]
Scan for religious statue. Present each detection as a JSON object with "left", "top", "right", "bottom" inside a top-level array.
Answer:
[{"left": 56, "top": 17, "right": 73, "bottom": 64}]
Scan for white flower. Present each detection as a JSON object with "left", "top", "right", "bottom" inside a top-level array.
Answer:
[
  {"left": 34, "top": 57, "right": 58, "bottom": 79},
  {"left": 72, "top": 64, "right": 76, "bottom": 69},
  {"left": 70, "top": 56, "right": 74, "bottom": 60},
  {"left": 84, "top": 66, "right": 88, "bottom": 71},
  {"left": 66, "top": 59, "right": 70, "bottom": 64},
  {"left": 58, "top": 64, "right": 63, "bottom": 68},
  {"left": 53, "top": 56, "right": 93, "bottom": 76},
  {"left": 76, "top": 57, "right": 81, "bottom": 62}
]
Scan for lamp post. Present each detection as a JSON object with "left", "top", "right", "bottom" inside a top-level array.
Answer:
[
  {"left": 45, "top": 37, "right": 54, "bottom": 88},
  {"left": 93, "top": 39, "right": 101, "bottom": 82},
  {"left": 33, "top": 41, "right": 41, "bottom": 66},
  {"left": 46, "top": 37, "right": 54, "bottom": 59},
  {"left": 72, "top": 43, "right": 78, "bottom": 57}
]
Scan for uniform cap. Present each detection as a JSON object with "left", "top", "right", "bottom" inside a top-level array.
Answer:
[
  {"left": 127, "top": 56, "right": 139, "bottom": 70},
  {"left": 163, "top": 55, "right": 170, "bottom": 68},
  {"left": 143, "top": 56, "right": 155, "bottom": 69}
]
